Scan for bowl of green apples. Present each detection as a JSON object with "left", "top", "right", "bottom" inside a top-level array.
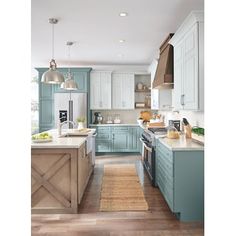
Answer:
[{"left": 32, "top": 132, "right": 53, "bottom": 143}]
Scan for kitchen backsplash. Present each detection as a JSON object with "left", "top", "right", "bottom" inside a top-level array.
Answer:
[
  {"left": 159, "top": 110, "right": 204, "bottom": 128},
  {"left": 91, "top": 109, "right": 204, "bottom": 128},
  {"left": 91, "top": 110, "right": 142, "bottom": 124}
]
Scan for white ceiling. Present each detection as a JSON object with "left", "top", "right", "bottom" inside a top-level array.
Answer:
[{"left": 31, "top": 0, "right": 204, "bottom": 67}]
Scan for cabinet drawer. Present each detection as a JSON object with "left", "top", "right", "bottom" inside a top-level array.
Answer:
[
  {"left": 97, "top": 127, "right": 111, "bottom": 132},
  {"left": 112, "top": 127, "right": 129, "bottom": 133},
  {"left": 97, "top": 127, "right": 111, "bottom": 139},
  {"left": 97, "top": 133, "right": 110, "bottom": 139}
]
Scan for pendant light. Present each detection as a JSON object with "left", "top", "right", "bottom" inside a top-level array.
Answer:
[
  {"left": 61, "top": 42, "right": 78, "bottom": 90},
  {"left": 41, "top": 18, "right": 65, "bottom": 84}
]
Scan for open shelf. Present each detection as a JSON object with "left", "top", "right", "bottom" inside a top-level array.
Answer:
[
  {"left": 135, "top": 89, "right": 151, "bottom": 93},
  {"left": 135, "top": 106, "right": 151, "bottom": 109}
]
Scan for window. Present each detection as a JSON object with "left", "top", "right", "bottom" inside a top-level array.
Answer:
[{"left": 31, "top": 69, "right": 39, "bottom": 134}]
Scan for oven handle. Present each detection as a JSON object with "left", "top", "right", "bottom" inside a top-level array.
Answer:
[{"left": 139, "top": 138, "right": 152, "bottom": 152}]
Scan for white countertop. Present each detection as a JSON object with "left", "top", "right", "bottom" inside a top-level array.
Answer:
[
  {"left": 89, "top": 123, "right": 140, "bottom": 126},
  {"left": 156, "top": 134, "right": 204, "bottom": 151},
  {"left": 31, "top": 129, "right": 95, "bottom": 149}
]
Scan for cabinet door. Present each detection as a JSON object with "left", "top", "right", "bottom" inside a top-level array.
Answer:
[
  {"left": 128, "top": 127, "right": 139, "bottom": 151},
  {"left": 90, "top": 72, "right": 111, "bottom": 109},
  {"left": 100, "top": 72, "right": 112, "bottom": 109},
  {"left": 183, "top": 24, "right": 199, "bottom": 110},
  {"left": 112, "top": 73, "right": 123, "bottom": 109},
  {"left": 112, "top": 73, "right": 134, "bottom": 109},
  {"left": 90, "top": 72, "right": 101, "bottom": 109},
  {"left": 112, "top": 133, "right": 129, "bottom": 151},
  {"left": 151, "top": 89, "right": 172, "bottom": 110},
  {"left": 123, "top": 73, "right": 134, "bottom": 109},
  {"left": 173, "top": 40, "right": 184, "bottom": 110}
]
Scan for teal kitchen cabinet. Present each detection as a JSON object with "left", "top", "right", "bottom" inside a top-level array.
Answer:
[
  {"left": 91, "top": 125, "right": 141, "bottom": 153},
  {"left": 112, "top": 127, "right": 129, "bottom": 152},
  {"left": 95, "top": 127, "right": 112, "bottom": 152},
  {"left": 138, "top": 127, "right": 144, "bottom": 154},
  {"left": 54, "top": 68, "right": 89, "bottom": 93},
  {"left": 155, "top": 139, "right": 204, "bottom": 221},
  {"left": 128, "top": 127, "right": 139, "bottom": 152},
  {"left": 36, "top": 68, "right": 92, "bottom": 132}
]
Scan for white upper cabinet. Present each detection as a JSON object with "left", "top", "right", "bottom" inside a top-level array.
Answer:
[
  {"left": 170, "top": 11, "right": 204, "bottom": 111},
  {"left": 151, "top": 89, "right": 172, "bottom": 110},
  {"left": 90, "top": 71, "right": 112, "bottom": 109},
  {"left": 112, "top": 73, "right": 135, "bottom": 109}
]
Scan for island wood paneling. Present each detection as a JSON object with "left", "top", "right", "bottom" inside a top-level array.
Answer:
[{"left": 31, "top": 148, "right": 78, "bottom": 214}]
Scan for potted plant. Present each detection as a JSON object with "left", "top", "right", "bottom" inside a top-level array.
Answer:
[{"left": 76, "top": 117, "right": 86, "bottom": 130}]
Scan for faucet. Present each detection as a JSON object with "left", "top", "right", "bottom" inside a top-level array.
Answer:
[{"left": 58, "top": 120, "right": 76, "bottom": 136}]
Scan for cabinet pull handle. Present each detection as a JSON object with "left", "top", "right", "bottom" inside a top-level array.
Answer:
[
  {"left": 181, "top": 95, "right": 185, "bottom": 106},
  {"left": 182, "top": 94, "right": 185, "bottom": 106}
]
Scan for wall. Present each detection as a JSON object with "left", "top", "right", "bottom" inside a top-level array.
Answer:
[
  {"left": 159, "top": 110, "right": 204, "bottom": 128},
  {"left": 91, "top": 110, "right": 142, "bottom": 124}
]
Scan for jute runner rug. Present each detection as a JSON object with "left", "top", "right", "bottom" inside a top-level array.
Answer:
[{"left": 100, "top": 164, "right": 148, "bottom": 211}]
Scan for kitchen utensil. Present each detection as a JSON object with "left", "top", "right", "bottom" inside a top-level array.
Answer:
[
  {"left": 168, "top": 120, "right": 181, "bottom": 131},
  {"left": 182, "top": 118, "right": 192, "bottom": 139},
  {"left": 93, "top": 112, "right": 103, "bottom": 124}
]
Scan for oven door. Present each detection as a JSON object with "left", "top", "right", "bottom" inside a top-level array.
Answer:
[{"left": 140, "top": 138, "right": 154, "bottom": 184}]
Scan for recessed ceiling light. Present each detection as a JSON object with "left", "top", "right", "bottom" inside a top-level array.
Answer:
[
  {"left": 119, "top": 39, "right": 125, "bottom": 43},
  {"left": 119, "top": 12, "right": 128, "bottom": 17}
]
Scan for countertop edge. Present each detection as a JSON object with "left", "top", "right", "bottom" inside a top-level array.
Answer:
[{"left": 156, "top": 136, "right": 204, "bottom": 151}]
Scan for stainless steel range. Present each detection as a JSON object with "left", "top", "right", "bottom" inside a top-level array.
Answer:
[{"left": 140, "top": 127, "right": 167, "bottom": 186}]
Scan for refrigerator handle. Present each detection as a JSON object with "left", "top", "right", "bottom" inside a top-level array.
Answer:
[{"left": 69, "top": 100, "right": 73, "bottom": 129}]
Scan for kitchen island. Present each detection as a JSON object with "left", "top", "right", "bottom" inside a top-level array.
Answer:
[{"left": 31, "top": 129, "right": 94, "bottom": 214}]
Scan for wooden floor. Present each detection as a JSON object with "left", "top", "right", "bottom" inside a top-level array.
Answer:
[{"left": 32, "top": 154, "right": 204, "bottom": 236}]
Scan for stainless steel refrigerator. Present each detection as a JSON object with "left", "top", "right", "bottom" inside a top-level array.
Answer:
[{"left": 54, "top": 92, "right": 87, "bottom": 129}]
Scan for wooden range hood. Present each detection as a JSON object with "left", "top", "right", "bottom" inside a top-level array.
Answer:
[{"left": 152, "top": 33, "right": 174, "bottom": 89}]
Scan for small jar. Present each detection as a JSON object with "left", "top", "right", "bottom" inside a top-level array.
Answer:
[{"left": 167, "top": 125, "right": 180, "bottom": 139}]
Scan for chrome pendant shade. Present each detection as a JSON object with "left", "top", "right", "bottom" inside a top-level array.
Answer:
[
  {"left": 42, "top": 59, "right": 65, "bottom": 84},
  {"left": 60, "top": 42, "right": 78, "bottom": 90},
  {"left": 41, "top": 18, "right": 65, "bottom": 84},
  {"left": 60, "top": 72, "right": 78, "bottom": 90}
]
